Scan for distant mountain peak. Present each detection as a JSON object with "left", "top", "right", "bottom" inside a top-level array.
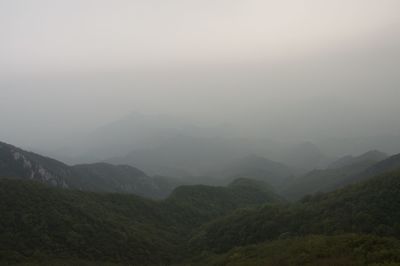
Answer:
[
  {"left": 328, "top": 150, "right": 387, "bottom": 169},
  {"left": 216, "top": 154, "right": 293, "bottom": 190}
]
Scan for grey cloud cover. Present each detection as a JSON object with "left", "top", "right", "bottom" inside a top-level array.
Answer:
[{"left": 0, "top": 0, "right": 400, "bottom": 155}]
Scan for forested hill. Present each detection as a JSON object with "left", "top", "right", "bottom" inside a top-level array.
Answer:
[
  {"left": 189, "top": 170, "right": 400, "bottom": 254},
  {"left": 0, "top": 177, "right": 280, "bottom": 265},
  {"left": 3, "top": 140, "right": 400, "bottom": 265},
  {"left": 0, "top": 141, "right": 178, "bottom": 199},
  {"left": 1, "top": 168, "right": 400, "bottom": 265}
]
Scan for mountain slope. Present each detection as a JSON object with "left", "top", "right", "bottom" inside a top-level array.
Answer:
[
  {"left": 190, "top": 170, "right": 400, "bottom": 253},
  {"left": 351, "top": 152, "right": 400, "bottom": 183},
  {"left": 0, "top": 177, "right": 280, "bottom": 265},
  {"left": 0, "top": 141, "right": 75, "bottom": 188},
  {"left": 186, "top": 234, "right": 400, "bottom": 266},
  {"left": 282, "top": 150, "right": 390, "bottom": 200},
  {"left": 282, "top": 160, "right": 376, "bottom": 200},
  {"left": 71, "top": 163, "right": 179, "bottom": 198},
  {"left": 0, "top": 179, "right": 178, "bottom": 265},
  {"left": 326, "top": 152, "right": 400, "bottom": 191},
  {"left": 214, "top": 155, "right": 293, "bottom": 190},
  {"left": 108, "top": 134, "right": 247, "bottom": 177},
  {"left": 327, "top": 150, "right": 387, "bottom": 169},
  {"left": 280, "top": 142, "right": 330, "bottom": 171},
  {"left": 0, "top": 141, "right": 178, "bottom": 199},
  {"left": 166, "top": 178, "right": 283, "bottom": 226}
]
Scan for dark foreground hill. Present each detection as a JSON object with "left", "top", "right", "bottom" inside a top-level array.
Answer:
[
  {"left": 0, "top": 141, "right": 179, "bottom": 199},
  {"left": 189, "top": 170, "right": 400, "bottom": 254},
  {"left": 0, "top": 177, "right": 280, "bottom": 265},
  {"left": 185, "top": 234, "right": 400, "bottom": 266},
  {"left": 2, "top": 169, "right": 400, "bottom": 265}
]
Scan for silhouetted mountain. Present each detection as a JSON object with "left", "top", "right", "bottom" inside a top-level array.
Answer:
[{"left": 0, "top": 141, "right": 178, "bottom": 198}]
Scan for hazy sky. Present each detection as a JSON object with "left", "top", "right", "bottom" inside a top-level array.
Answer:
[
  {"left": 1, "top": 0, "right": 400, "bottom": 149},
  {"left": 1, "top": 0, "right": 400, "bottom": 73}
]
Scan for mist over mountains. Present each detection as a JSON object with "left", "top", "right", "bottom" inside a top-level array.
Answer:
[
  {"left": 2, "top": 22, "right": 400, "bottom": 159},
  {"left": 2, "top": 1, "right": 400, "bottom": 265},
  {"left": 1, "top": 138, "right": 400, "bottom": 265},
  {"left": 27, "top": 111, "right": 397, "bottom": 180},
  {"left": 2, "top": 139, "right": 398, "bottom": 202},
  {"left": 3, "top": 28, "right": 400, "bottom": 180}
]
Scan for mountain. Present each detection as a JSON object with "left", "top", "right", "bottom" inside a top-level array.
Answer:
[
  {"left": 189, "top": 170, "right": 400, "bottom": 254},
  {"left": 45, "top": 112, "right": 334, "bottom": 177},
  {"left": 0, "top": 177, "right": 280, "bottom": 265},
  {"left": 187, "top": 234, "right": 400, "bottom": 266},
  {"left": 282, "top": 150, "right": 388, "bottom": 200},
  {"left": 72, "top": 163, "right": 180, "bottom": 198},
  {"left": 213, "top": 155, "right": 294, "bottom": 190},
  {"left": 317, "top": 135, "right": 400, "bottom": 159},
  {"left": 343, "top": 152, "right": 400, "bottom": 185},
  {"left": 0, "top": 141, "right": 179, "bottom": 199},
  {"left": 2, "top": 156, "right": 400, "bottom": 265},
  {"left": 279, "top": 141, "right": 330, "bottom": 171},
  {"left": 327, "top": 150, "right": 387, "bottom": 169},
  {"left": 51, "top": 112, "right": 238, "bottom": 167},
  {"left": 108, "top": 134, "right": 246, "bottom": 177},
  {"left": 0, "top": 141, "right": 77, "bottom": 188},
  {"left": 316, "top": 152, "right": 400, "bottom": 192}
]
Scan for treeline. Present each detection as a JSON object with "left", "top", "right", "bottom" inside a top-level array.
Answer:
[
  {"left": 189, "top": 171, "right": 400, "bottom": 254},
  {"left": 0, "top": 178, "right": 279, "bottom": 265},
  {"left": 1, "top": 170, "right": 400, "bottom": 265}
]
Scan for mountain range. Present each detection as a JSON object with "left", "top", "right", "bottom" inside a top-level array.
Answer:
[
  {"left": 0, "top": 141, "right": 179, "bottom": 199},
  {"left": 2, "top": 140, "right": 399, "bottom": 202},
  {"left": 1, "top": 152, "right": 400, "bottom": 265},
  {"left": 39, "top": 113, "right": 338, "bottom": 177},
  {"left": 0, "top": 177, "right": 280, "bottom": 265},
  {"left": 283, "top": 150, "right": 390, "bottom": 200}
]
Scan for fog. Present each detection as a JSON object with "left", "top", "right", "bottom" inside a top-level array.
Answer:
[{"left": 1, "top": 0, "right": 400, "bottom": 172}]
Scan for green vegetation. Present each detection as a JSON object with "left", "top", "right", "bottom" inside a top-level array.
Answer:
[
  {"left": 3, "top": 170, "right": 400, "bottom": 265},
  {"left": 2, "top": 141, "right": 400, "bottom": 265},
  {"left": 184, "top": 234, "right": 400, "bottom": 266},
  {"left": 189, "top": 171, "right": 400, "bottom": 254},
  {"left": 0, "top": 177, "right": 280, "bottom": 265}
]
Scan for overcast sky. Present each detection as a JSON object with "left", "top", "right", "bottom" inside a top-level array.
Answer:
[{"left": 1, "top": 0, "right": 400, "bottom": 149}]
